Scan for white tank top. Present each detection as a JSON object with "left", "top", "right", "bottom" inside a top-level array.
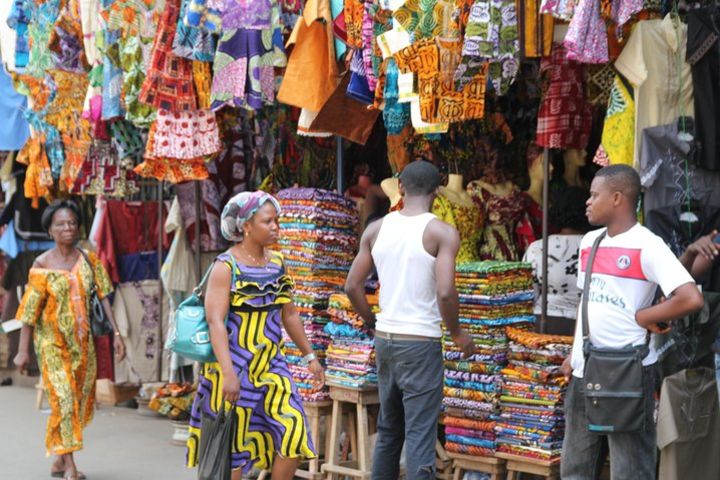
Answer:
[{"left": 371, "top": 211, "right": 442, "bottom": 338}]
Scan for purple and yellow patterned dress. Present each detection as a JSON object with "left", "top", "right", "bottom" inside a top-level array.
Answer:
[{"left": 187, "top": 251, "right": 316, "bottom": 472}]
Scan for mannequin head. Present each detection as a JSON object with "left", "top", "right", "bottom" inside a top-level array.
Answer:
[
  {"left": 564, "top": 148, "right": 587, "bottom": 168},
  {"left": 380, "top": 177, "right": 401, "bottom": 207},
  {"left": 526, "top": 143, "right": 553, "bottom": 184}
]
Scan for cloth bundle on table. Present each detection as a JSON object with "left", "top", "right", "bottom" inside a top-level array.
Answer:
[
  {"left": 494, "top": 327, "right": 572, "bottom": 462},
  {"left": 277, "top": 188, "right": 359, "bottom": 401},
  {"left": 324, "top": 292, "right": 378, "bottom": 388},
  {"left": 443, "top": 261, "right": 535, "bottom": 458}
]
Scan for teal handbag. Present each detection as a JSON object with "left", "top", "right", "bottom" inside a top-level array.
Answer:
[{"left": 170, "top": 256, "right": 236, "bottom": 363}]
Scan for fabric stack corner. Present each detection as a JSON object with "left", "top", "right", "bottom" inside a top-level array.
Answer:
[
  {"left": 324, "top": 293, "right": 378, "bottom": 388},
  {"left": 442, "top": 261, "right": 535, "bottom": 457},
  {"left": 277, "top": 187, "right": 358, "bottom": 401},
  {"left": 495, "top": 327, "right": 573, "bottom": 463}
]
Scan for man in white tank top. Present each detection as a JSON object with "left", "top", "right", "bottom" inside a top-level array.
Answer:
[{"left": 345, "top": 161, "right": 475, "bottom": 480}]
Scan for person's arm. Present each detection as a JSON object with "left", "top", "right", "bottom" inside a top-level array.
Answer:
[
  {"left": 203, "top": 261, "right": 240, "bottom": 402},
  {"left": 101, "top": 297, "right": 126, "bottom": 360},
  {"left": 13, "top": 324, "right": 33, "bottom": 371},
  {"left": 344, "top": 221, "right": 381, "bottom": 329},
  {"left": 282, "top": 302, "right": 325, "bottom": 388},
  {"left": 636, "top": 282, "right": 704, "bottom": 332},
  {"left": 431, "top": 221, "right": 474, "bottom": 358},
  {"left": 679, "top": 230, "right": 718, "bottom": 280}
]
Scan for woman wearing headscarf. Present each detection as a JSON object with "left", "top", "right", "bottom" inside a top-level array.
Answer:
[
  {"left": 187, "top": 191, "right": 324, "bottom": 480},
  {"left": 14, "top": 200, "right": 126, "bottom": 480}
]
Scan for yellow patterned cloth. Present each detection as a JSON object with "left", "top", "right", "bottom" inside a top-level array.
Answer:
[
  {"left": 433, "top": 194, "right": 484, "bottom": 263},
  {"left": 16, "top": 251, "right": 113, "bottom": 455}
]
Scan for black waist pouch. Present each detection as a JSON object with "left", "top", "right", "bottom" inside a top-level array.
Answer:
[{"left": 583, "top": 342, "right": 648, "bottom": 434}]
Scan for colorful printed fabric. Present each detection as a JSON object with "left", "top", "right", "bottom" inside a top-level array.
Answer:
[
  {"left": 563, "top": 0, "right": 608, "bottom": 64},
  {"left": 220, "top": 191, "right": 282, "bottom": 242},
  {"left": 7, "top": 0, "right": 30, "bottom": 69},
  {"left": 151, "top": 109, "right": 222, "bottom": 159},
  {"left": 393, "top": 0, "right": 459, "bottom": 40},
  {"left": 382, "top": 59, "right": 411, "bottom": 135},
  {"left": 187, "top": 252, "right": 316, "bottom": 473},
  {"left": 210, "top": 22, "right": 286, "bottom": 111},
  {"left": 118, "top": 36, "right": 157, "bottom": 127},
  {"left": 594, "top": 75, "right": 635, "bottom": 167},
  {"left": 458, "top": 0, "right": 519, "bottom": 95},
  {"left": 535, "top": 43, "right": 593, "bottom": 149},
  {"left": 16, "top": 252, "right": 113, "bottom": 455},
  {"left": 173, "top": 0, "right": 218, "bottom": 62},
  {"left": 71, "top": 141, "right": 139, "bottom": 197},
  {"left": 394, "top": 38, "right": 487, "bottom": 124},
  {"left": 223, "top": 0, "right": 272, "bottom": 29},
  {"left": 466, "top": 184, "right": 526, "bottom": 261},
  {"left": 139, "top": 0, "right": 197, "bottom": 112},
  {"left": 184, "top": 0, "right": 223, "bottom": 32},
  {"left": 433, "top": 194, "right": 484, "bottom": 262}
]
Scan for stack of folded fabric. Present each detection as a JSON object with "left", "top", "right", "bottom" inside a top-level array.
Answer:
[
  {"left": 442, "top": 262, "right": 535, "bottom": 457},
  {"left": 324, "top": 293, "right": 378, "bottom": 388},
  {"left": 494, "top": 327, "right": 573, "bottom": 462},
  {"left": 277, "top": 188, "right": 359, "bottom": 401}
]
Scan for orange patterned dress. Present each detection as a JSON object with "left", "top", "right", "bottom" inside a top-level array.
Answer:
[{"left": 16, "top": 251, "right": 113, "bottom": 455}]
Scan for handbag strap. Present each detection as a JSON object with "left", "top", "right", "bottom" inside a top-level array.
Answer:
[
  {"left": 193, "top": 251, "right": 239, "bottom": 297},
  {"left": 76, "top": 248, "right": 97, "bottom": 293},
  {"left": 582, "top": 231, "right": 607, "bottom": 343}
]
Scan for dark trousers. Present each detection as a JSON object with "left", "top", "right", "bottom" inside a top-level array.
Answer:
[
  {"left": 561, "top": 366, "right": 658, "bottom": 480},
  {"left": 371, "top": 338, "right": 443, "bottom": 480}
]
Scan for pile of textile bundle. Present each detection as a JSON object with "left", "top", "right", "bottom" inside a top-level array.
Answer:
[
  {"left": 442, "top": 262, "right": 535, "bottom": 457},
  {"left": 495, "top": 327, "right": 573, "bottom": 462},
  {"left": 277, "top": 187, "right": 358, "bottom": 401},
  {"left": 324, "top": 293, "right": 378, "bottom": 388}
]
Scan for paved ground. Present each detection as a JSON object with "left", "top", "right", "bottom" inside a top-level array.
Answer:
[{"left": 0, "top": 372, "right": 195, "bottom": 480}]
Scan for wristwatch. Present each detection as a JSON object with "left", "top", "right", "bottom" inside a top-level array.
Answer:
[{"left": 300, "top": 352, "right": 317, "bottom": 366}]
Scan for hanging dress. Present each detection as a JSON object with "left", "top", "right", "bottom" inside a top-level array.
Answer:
[{"left": 187, "top": 251, "right": 316, "bottom": 473}]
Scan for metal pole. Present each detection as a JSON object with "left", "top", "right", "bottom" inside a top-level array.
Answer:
[
  {"left": 336, "top": 136, "right": 344, "bottom": 194},
  {"left": 194, "top": 181, "right": 202, "bottom": 280},
  {"left": 540, "top": 149, "right": 550, "bottom": 333},
  {"left": 157, "top": 181, "right": 164, "bottom": 382}
]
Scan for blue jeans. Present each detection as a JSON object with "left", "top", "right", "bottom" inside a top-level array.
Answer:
[
  {"left": 561, "top": 366, "right": 658, "bottom": 480},
  {"left": 372, "top": 337, "right": 443, "bottom": 480}
]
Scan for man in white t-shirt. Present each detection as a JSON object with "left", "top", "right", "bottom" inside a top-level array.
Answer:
[{"left": 560, "top": 165, "right": 703, "bottom": 480}]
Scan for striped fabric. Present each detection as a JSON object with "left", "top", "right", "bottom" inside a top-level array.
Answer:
[{"left": 187, "top": 251, "right": 316, "bottom": 473}]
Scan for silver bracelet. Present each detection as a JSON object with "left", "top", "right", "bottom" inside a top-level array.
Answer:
[{"left": 300, "top": 352, "right": 317, "bottom": 366}]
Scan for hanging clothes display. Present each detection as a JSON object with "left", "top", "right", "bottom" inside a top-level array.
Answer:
[
  {"left": 614, "top": 14, "right": 694, "bottom": 166},
  {"left": 535, "top": 43, "right": 592, "bottom": 150},
  {"left": 113, "top": 280, "right": 170, "bottom": 383},
  {"left": 686, "top": 6, "right": 720, "bottom": 171},
  {"left": 657, "top": 368, "right": 720, "bottom": 480}
]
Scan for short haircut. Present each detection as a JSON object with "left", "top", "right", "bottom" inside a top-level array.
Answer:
[
  {"left": 399, "top": 160, "right": 441, "bottom": 196},
  {"left": 550, "top": 187, "right": 591, "bottom": 233},
  {"left": 41, "top": 199, "right": 82, "bottom": 232},
  {"left": 595, "top": 164, "right": 641, "bottom": 207}
]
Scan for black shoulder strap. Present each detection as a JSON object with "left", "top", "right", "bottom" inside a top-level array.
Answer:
[
  {"left": 76, "top": 248, "right": 97, "bottom": 292},
  {"left": 582, "top": 231, "right": 607, "bottom": 343}
]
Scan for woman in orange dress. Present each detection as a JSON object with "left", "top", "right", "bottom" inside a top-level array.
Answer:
[{"left": 13, "top": 200, "right": 126, "bottom": 480}]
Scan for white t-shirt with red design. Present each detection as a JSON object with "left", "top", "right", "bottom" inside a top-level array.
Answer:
[{"left": 570, "top": 224, "right": 695, "bottom": 378}]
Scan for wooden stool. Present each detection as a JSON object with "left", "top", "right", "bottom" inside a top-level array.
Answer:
[
  {"left": 256, "top": 400, "right": 333, "bottom": 480},
  {"left": 447, "top": 452, "right": 506, "bottom": 480},
  {"left": 435, "top": 440, "right": 453, "bottom": 480},
  {"left": 495, "top": 453, "right": 560, "bottom": 480},
  {"left": 321, "top": 383, "right": 379, "bottom": 480}
]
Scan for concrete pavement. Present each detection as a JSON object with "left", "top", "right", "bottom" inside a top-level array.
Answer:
[{"left": 0, "top": 376, "right": 195, "bottom": 480}]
